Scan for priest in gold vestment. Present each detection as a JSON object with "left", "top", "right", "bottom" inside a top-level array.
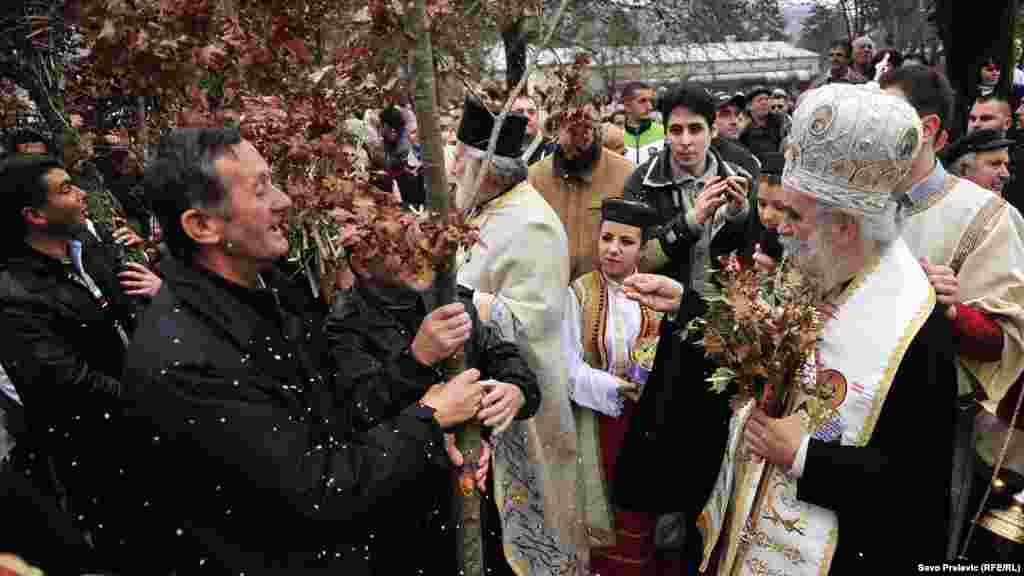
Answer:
[
  {"left": 453, "top": 97, "right": 584, "bottom": 575},
  {"left": 623, "top": 84, "right": 959, "bottom": 574}
]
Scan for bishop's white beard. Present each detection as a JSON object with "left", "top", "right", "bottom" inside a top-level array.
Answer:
[{"left": 781, "top": 231, "right": 843, "bottom": 302}]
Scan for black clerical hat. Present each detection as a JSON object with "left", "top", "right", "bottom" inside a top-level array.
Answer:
[
  {"left": 456, "top": 97, "right": 528, "bottom": 158},
  {"left": 600, "top": 198, "right": 659, "bottom": 231},
  {"left": 942, "top": 128, "right": 1015, "bottom": 166}
]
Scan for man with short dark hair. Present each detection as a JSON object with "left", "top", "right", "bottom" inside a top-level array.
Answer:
[
  {"left": 0, "top": 155, "right": 159, "bottom": 573},
  {"left": 623, "top": 85, "right": 750, "bottom": 286},
  {"left": 620, "top": 81, "right": 665, "bottom": 166},
  {"left": 812, "top": 39, "right": 867, "bottom": 87},
  {"left": 121, "top": 126, "right": 484, "bottom": 573},
  {"left": 968, "top": 94, "right": 1013, "bottom": 132},
  {"left": 882, "top": 65, "right": 1024, "bottom": 558},
  {"left": 616, "top": 85, "right": 751, "bottom": 572}
]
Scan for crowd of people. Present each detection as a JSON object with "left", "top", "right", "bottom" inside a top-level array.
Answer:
[{"left": 1, "top": 32, "right": 1023, "bottom": 576}]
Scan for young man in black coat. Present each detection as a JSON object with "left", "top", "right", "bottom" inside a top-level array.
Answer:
[
  {"left": 0, "top": 155, "right": 161, "bottom": 574},
  {"left": 325, "top": 213, "right": 541, "bottom": 575},
  {"left": 616, "top": 87, "right": 751, "bottom": 559},
  {"left": 120, "top": 127, "right": 485, "bottom": 574}
]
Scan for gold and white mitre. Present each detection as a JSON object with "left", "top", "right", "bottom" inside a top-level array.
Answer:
[{"left": 783, "top": 83, "right": 923, "bottom": 214}]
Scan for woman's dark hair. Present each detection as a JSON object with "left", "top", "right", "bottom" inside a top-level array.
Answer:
[
  {"left": 0, "top": 155, "right": 64, "bottom": 250},
  {"left": 143, "top": 126, "right": 242, "bottom": 261}
]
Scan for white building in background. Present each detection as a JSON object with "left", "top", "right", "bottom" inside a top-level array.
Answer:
[{"left": 486, "top": 41, "right": 821, "bottom": 94}]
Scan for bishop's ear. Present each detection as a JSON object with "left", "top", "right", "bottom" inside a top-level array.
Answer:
[{"left": 180, "top": 208, "right": 225, "bottom": 247}]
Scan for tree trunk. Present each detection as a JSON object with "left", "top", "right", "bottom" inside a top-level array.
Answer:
[
  {"left": 411, "top": 0, "right": 484, "bottom": 574},
  {"left": 502, "top": 18, "right": 528, "bottom": 95}
]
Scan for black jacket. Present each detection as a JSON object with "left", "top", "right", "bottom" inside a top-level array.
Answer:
[
  {"left": 325, "top": 283, "right": 540, "bottom": 575},
  {"left": 0, "top": 235, "right": 139, "bottom": 572},
  {"left": 119, "top": 257, "right": 452, "bottom": 575},
  {"left": 623, "top": 145, "right": 752, "bottom": 288},
  {"left": 739, "top": 112, "right": 788, "bottom": 164}
]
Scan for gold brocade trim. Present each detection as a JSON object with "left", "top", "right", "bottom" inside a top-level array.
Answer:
[
  {"left": 854, "top": 287, "right": 937, "bottom": 446},
  {"left": 571, "top": 272, "right": 610, "bottom": 370},
  {"left": 948, "top": 195, "right": 1007, "bottom": 274},
  {"left": 906, "top": 173, "right": 958, "bottom": 217}
]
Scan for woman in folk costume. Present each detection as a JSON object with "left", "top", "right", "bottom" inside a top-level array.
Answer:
[
  {"left": 563, "top": 199, "right": 663, "bottom": 575},
  {"left": 453, "top": 97, "right": 584, "bottom": 575}
]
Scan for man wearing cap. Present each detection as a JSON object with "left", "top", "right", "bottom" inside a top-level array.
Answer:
[
  {"left": 562, "top": 198, "right": 663, "bottom": 575},
  {"left": 713, "top": 92, "right": 746, "bottom": 141},
  {"left": 967, "top": 94, "right": 1024, "bottom": 213},
  {"left": 712, "top": 92, "right": 762, "bottom": 240},
  {"left": 739, "top": 86, "right": 789, "bottom": 165},
  {"left": 943, "top": 128, "right": 1014, "bottom": 195},
  {"left": 453, "top": 98, "right": 583, "bottom": 574},
  {"left": 529, "top": 102, "right": 634, "bottom": 281},
  {"left": 625, "top": 83, "right": 958, "bottom": 573}
]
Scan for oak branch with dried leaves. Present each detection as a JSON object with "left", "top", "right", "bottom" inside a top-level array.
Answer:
[{"left": 2, "top": 1, "right": 574, "bottom": 575}]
